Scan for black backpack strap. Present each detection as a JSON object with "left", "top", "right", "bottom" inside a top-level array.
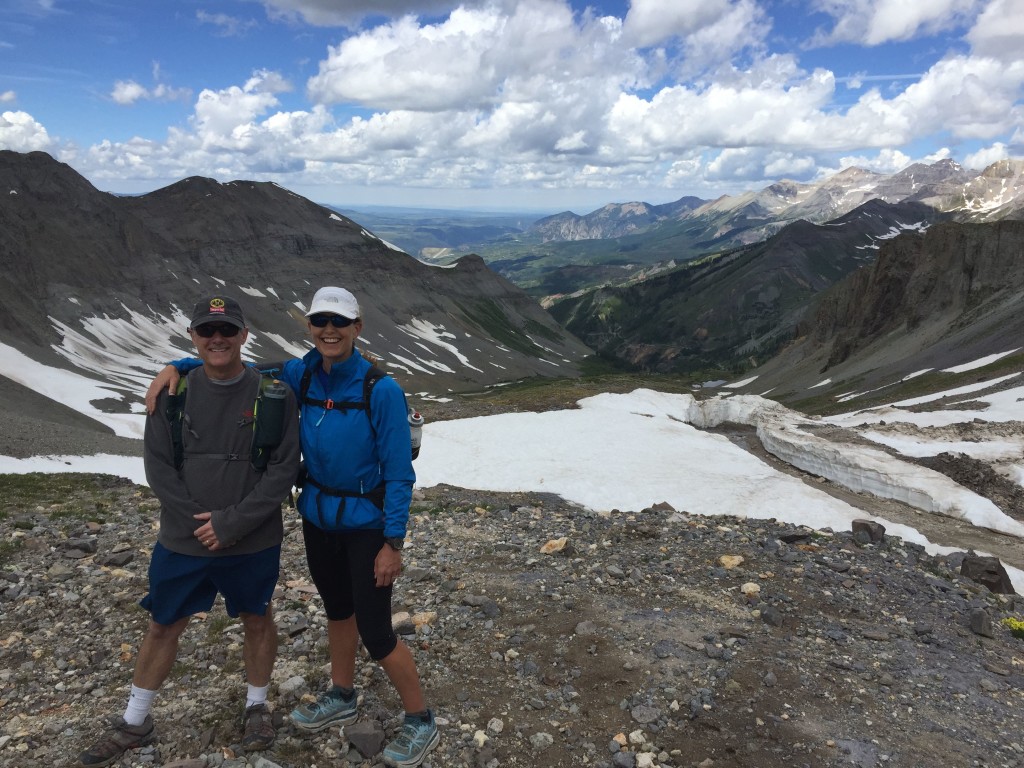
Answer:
[
  {"left": 362, "top": 366, "right": 387, "bottom": 440},
  {"left": 300, "top": 363, "right": 386, "bottom": 418},
  {"left": 165, "top": 377, "right": 189, "bottom": 470},
  {"left": 305, "top": 474, "right": 386, "bottom": 511},
  {"left": 167, "top": 373, "right": 286, "bottom": 474}
]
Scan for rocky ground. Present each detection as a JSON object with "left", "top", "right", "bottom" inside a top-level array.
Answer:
[
  {"left": 2, "top": 382, "right": 1024, "bottom": 768},
  {"left": 1, "top": 469, "right": 1023, "bottom": 768}
]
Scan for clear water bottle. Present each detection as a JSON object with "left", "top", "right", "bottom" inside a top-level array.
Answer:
[{"left": 408, "top": 407, "right": 424, "bottom": 460}]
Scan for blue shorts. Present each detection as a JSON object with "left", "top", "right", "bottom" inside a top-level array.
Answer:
[{"left": 140, "top": 542, "right": 281, "bottom": 626}]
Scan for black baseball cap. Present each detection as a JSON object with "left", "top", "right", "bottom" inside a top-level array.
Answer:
[{"left": 190, "top": 295, "right": 246, "bottom": 329}]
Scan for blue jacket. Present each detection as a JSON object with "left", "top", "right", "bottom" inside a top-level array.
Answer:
[{"left": 172, "top": 348, "right": 415, "bottom": 537}]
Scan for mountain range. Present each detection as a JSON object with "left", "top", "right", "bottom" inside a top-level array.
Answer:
[
  {"left": 534, "top": 159, "right": 1024, "bottom": 393},
  {"left": 414, "top": 158, "right": 1024, "bottom": 301},
  {"left": 547, "top": 198, "right": 940, "bottom": 373},
  {"left": 2, "top": 149, "right": 1023, "bottom": 443},
  {"left": 0, "top": 150, "right": 591, "bottom": 437}
]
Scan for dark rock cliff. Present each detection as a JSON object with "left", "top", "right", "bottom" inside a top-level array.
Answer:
[
  {"left": 730, "top": 219, "right": 1024, "bottom": 403},
  {"left": 810, "top": 220, "right": 1024, "bottom": 370}
]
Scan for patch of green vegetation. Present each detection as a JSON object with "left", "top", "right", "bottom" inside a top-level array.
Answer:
[
  {"left": 0, "top": 539, "right": 23, "bottom": 565},
  {"left": 522, "top": 316, "right": 562, "bottom": 342},
  {"left": 595, "top": 295, "right": 624, "bottom": 322},
  {"left": 206, "top": 614, "right": 233, "bottom": 639},
  {"left": 169, "top": 660, "right": 194, "bottom": 680},
  {"left": 455, "top": 299, "right": 544, "bottom": 357},
  {"left": 273, "top": 742, "right": 322, "bottom": 764},
  {"left": 458, "top": 369, "right": 706, "bottom": 414},
  {"left": 410, "top": 504, "right": 446, "bottom": 517},
  {"left": 0, "top": 472, "right": 146, "bottom": 524},
  {"left": 1001, "top": 616, "right": 1024, "bottom": 639}
]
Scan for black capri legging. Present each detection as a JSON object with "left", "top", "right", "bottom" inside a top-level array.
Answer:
[{"left": 301, "top": 519, "right": 398, "bottom": 661}]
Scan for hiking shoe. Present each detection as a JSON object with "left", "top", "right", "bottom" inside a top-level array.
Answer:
[
  {"left": 241, "top": 703, "right": 275, "bottom": 751},
  {"left": 290, "top": 686, "right": 358, "bottom": 733},
  {"left": 382, "top": 712, "right": 439, "bottom": 768},
  {"left": 77, "top": 715, "right": 155, "bottom": 767}
]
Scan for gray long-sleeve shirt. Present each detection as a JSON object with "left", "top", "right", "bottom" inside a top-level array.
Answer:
[{"left": 144, "top": 367, "right": 300, "bottom": 556}]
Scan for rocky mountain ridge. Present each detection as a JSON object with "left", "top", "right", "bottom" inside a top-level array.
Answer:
[
  {"left": 426, "top": 158, "right": 1020, "bottom": 303},
  {"left": 528, "top": 158, "right": 1022, "bottom": 248},
  {"left": 0, "top": 150, "right": 591, "bottom": 437},
  {"left": 732, "top": 218, "right": 1024, "bottom": 405}
]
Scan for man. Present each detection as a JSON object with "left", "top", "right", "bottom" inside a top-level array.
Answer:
[{"left": 77, "top": 295, "right": 300, "bottom": 767}]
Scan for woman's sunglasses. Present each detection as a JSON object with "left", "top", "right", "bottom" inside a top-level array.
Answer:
[
  {"left": 192, "top": 323, "right": 241, "bottom": 338},
  {"left": 309, "top": 314, "right": 357, "bottom": 328}
]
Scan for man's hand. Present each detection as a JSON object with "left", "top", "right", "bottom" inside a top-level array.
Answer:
[
  {"left": 374, "top": 543, "right": 402, "bottom": 587},
  {"left": 193, "top": 512, "right": 222, "bottom": 551},
  {"left": 145, "top": 365, "right": 181, "bottom": 415}
]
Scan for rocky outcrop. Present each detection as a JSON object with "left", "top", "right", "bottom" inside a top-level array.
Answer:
[
  {"left": 810, "top": 220, "right": 1024, "bottom": 369},
  {"left": 529, "top": 197, "right": 705, "bottom": 242}
]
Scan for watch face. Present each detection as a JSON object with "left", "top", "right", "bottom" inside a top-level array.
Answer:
[{"left": 387, "top": 537, "right": 404, "bottom": 550}]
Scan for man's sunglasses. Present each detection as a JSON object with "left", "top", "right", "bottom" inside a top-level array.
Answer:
[
  {"left": 192, "top": 323, "right": 241, "bottom": 338},
  {"left": 309, "top": 314, "right": 357, "bottom": 328}
]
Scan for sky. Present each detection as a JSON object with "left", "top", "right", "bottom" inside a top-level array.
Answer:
[
  {"left": 1, "top": 348, "right": 1022, "bottom": 593},
  {"left": 2, "top": 0, "right": 1023, "bottom": 212}
]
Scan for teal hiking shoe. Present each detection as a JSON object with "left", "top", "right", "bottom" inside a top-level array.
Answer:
[
  {"left": 382, "top": 711, "right": 439, "bottom": 767},
  {"left": 290, "top": 686, "right": 358, "bottom": 733}
]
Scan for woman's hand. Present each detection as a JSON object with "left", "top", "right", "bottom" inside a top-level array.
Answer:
[
  {"left": 145, "top": 365, "right": 181, "bottom": 414},
  {"left": 374, "top": 543, "right": 402, "bottom": 587}
]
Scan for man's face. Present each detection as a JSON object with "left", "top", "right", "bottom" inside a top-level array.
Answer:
[{"left": 189, "top": 322, "right": 248, "bottom": 377}]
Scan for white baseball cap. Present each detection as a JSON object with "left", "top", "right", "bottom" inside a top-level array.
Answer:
[{"left": 305, "top": 286, "right": 360, "bottom": 319}]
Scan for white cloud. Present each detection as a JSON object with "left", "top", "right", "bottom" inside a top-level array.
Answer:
[
  {"left": 258, "top": 0, "right": 476, "bottom": 27},
  {"left": 607, "top": 60, "right": 838, "bottom": 153},
  {"left": 0, "top": 90, "right": 15, "bottom": 103},
  {"left": 110, "top": 71, "right": 192, "bottom": 106},
  {"left": 12, "top": 0, "right": 1020, "bottom": 206},
  {"left": 192, "top": 70, "right": 293, "bottom": 148},
  {"left": 963, "top": 141, "right": 1010, "bottom": 169},
  {"left": 967, "top": 0, "right": 1024, "bottom": 61},
  {"left": 623, "top": 0, "right": 738, "bottom": 47},
  {"left": 111, "top": 80, "right": 149, "bottom": 105},
  {"left": 0, "top": 110, "right": 51, "bottom": 152},
  {"left": 831, "top": 147, "right": 915, "bottom": 174},
  {"left": 810, "top": 0, "right": 984, "bottom": 46},
  {"left": 840, "top": 55, "right": 1024, "bottom": 141},
  {"left": 197, "top": 10, "right": 259, "bottom": 37},
  {"left": 307, "top": 1, "right": 641, "bottom": 114}
]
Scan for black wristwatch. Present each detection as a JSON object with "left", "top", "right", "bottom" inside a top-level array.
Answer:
[{"left": 385, "top": 536, "right": 405, "bottom": 551}]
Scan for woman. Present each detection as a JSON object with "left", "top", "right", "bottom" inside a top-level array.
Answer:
[{"left": 148, "top": 286, "right": 437, "bottom": 768}]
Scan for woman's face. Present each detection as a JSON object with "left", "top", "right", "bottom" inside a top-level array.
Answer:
[{"left": 308, "top": 314, "right": 363, "bottom": 366}]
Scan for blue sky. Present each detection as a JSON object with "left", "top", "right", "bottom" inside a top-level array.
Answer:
[{"left": 2, "top": 0, "right": 1022, "bottom": 212}]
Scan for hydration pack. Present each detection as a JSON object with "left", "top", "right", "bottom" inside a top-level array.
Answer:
[
  {"left": 165, "top": 371, "right": 289, "bottom": 472},
  {"left": 296, "top": 363, "right": 423, "bottom": 460}
]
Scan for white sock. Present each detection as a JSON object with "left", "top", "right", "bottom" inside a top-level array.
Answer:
[
  {"left": 123, "top": 685, "right": 157, "bottom": 726},
  {"left": 246, "top": 683, "right": 269, "bottom": 709}
]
